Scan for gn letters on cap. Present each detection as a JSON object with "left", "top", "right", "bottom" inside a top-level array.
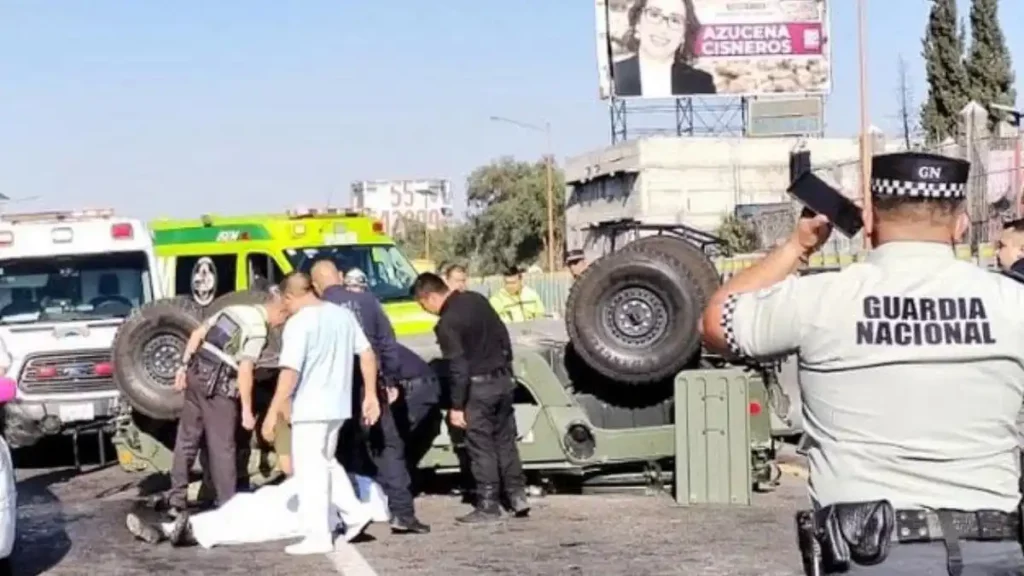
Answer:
[{"left": 870, "top": 152, "right": 971, "bottom": 200}]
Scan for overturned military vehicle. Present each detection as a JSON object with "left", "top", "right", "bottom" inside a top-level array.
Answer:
[{"left": 110, "top": 234, "right": 778, "bottom": 495}]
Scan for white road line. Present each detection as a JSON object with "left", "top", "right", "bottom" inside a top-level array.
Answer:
[{"left": 329, "top": 541, "right": 379, "bottom": 576}]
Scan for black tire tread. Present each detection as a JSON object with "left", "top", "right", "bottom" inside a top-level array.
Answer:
[
  {"left": 621, "top": 235, "right": 721, "bottom": 298},
  {"left": 114, "top": 298, "right": 202, "bottom": 420},
  {"left": 566, "top": 244, "right": 704, "bottom": 384}
]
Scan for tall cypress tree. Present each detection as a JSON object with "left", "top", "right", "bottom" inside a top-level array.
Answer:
[
  {"left": 920, "top": 0, "right": 969, "bottom": 143},
  {"left": 965, "top": 0, "right": 1016, "bottom": 128}
]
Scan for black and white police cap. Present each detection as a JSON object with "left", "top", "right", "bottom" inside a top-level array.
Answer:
[{"left": 870, "top": 152, "right": 970, "bottom": 200}]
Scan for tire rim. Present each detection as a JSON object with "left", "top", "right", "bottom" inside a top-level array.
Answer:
[
  {"left": 603, "top": 287, "right": 669, "bottom": 347},
  {"left": 140, "top": 333, "right": 186, "bottom": 387}
]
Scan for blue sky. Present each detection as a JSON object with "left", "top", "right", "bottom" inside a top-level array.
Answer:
[{"left": 0, "top": 0, "right": 1020, "bottom": 218}]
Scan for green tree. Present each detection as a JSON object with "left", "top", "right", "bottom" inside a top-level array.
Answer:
[
  {"left": 716, "top": 214, "right": 760, "bottom": 256},
  {"left": 921, "top": 0, "right": 969, "bottom": 143},
  {"left": 462, "top": 156, "right": 566, "bottom": 275},
  {"left": 392, "top": 215, "right": 472, "bottom": 268},
  {"left": 965, "top": 0, "right": 1015, "bottom": 129}
]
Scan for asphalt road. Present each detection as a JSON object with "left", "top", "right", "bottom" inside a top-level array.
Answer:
[{"left": 10, "top": 438, "right": 810, "bottom": 576}]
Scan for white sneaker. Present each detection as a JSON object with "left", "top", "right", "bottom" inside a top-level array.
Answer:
[
  {"left": 343, "top": 516, "right": 372, "bottom": 543},
  {"left": 285, "top": 537, "right": 335, "bottom": 556}
]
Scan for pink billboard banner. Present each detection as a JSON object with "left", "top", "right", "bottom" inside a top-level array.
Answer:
[{"left": 695, "top": 23, "right": 825, "bottom": 58}]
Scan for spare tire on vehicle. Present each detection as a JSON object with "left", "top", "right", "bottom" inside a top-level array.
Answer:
[
  {"left": 204, "top": 290, "right": 283, "bottom": 369},
  {"left": 565, "top": 238, "right": 720, "bottom": 385},
  {"left": 113, "top": 298, "right": 202, "bottom": 420}
]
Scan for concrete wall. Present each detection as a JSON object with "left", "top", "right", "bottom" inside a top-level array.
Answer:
[{"left": 564, "top": 135, "right": 890, "bottom": 261}]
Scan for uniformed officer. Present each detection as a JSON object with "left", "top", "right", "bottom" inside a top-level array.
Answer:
[
  {"left": 166, "top": 290, "right": 289, "bottom": 515},
  {"left": 701, "top": 152, "right": 1024, "bottom": 575},
  {"left": 564, "top": 249, "right": 588, "bottom": 280},
  {"left": 996, "top": 218, "right": 1024, "bottom": 277},
  {"left": 412, "top": 272, "right": 529, "bottom": 523},
  {"left": 309, "top": 259, "right": 431, "bottom": 534},
  {"left": 489, "top": 267, "right": 545, "bottom": 323}
]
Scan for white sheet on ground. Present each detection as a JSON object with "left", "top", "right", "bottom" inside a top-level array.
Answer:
[{"left": 189, "top": 473, "right": 389, "bottom": 549}]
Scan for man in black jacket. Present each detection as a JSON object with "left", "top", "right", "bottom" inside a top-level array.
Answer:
[
  {"left": 412, "top": 272, "right": 529, "bottom": 523},
  {"left": 309, "top": 259, "right": 430, "bottom": 535}
]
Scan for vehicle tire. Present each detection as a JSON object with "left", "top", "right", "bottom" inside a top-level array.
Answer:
[
  {"left": 164, "top": 295, "right": 204, "bottom": 320},
  {"left": 203, "top": 290, "right": 282, "bottom": 369},
  {"left": 621, "top": 235, "right": 721, "bottom": 299},
  {"left": 113, "top": 299, "right": 202, "bottom": 421},
  {"left": 565, "top": 242, "right": 709, "bottom": 384}
]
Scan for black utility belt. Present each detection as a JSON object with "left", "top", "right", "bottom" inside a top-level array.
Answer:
[
  {"left": 396, "top": 376, "right": 439, "bottom": 389},
  {"left": 795, "top": 500, "right": 1020, "bottom": 576},
  {"left": 469, "top": 367, "right": 512, "bottom": 383}
]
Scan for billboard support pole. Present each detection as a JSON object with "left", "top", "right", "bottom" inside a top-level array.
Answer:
[
  {"left": 610, "top": 98, "right": 627, "bottom": 144},
  {"left": 857, "top": 0, "right": 872, "bottom": 250}
]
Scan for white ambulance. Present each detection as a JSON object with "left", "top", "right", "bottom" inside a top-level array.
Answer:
[{"left": 0, "top": 209, "right": 162, "bottom": 450}]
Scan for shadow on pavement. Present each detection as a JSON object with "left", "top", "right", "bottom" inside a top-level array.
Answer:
[{"left": 11, "top": 468, "right": 75, "bottom": 576}]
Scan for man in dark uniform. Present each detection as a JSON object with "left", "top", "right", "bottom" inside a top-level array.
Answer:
[
  {"left": 389, "top": 343, "right": 442, "bottom": 477},
  {"left": 564, "top": 249, "right": 588, "bottom": 280},
  {"left": 309, "top": 259, "right": 430, "bottom": 534},
  {"left": 412, "top": 272, "right": 529, "bottom": 523},
  {"left": 166, "top": 290, "right": 289, "bottom": 516}
]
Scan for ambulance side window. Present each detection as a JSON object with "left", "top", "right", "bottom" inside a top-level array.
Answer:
[
  {"left": 174, "top": 255, "right": 237, "bottom": 304},
  {"left": 246, "top": 253, "right": 284, "bottom": 289}
]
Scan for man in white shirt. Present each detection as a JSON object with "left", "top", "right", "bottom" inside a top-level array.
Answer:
[{"left": 264, "top": 272, "right": 382, "bottom": 555}]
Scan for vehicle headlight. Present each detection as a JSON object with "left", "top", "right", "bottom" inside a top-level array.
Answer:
[{"left": 563, "top": 422, "right": 596, "bottom": 461}]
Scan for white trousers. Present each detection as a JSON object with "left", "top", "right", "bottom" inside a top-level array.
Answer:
[
  {"left": 187, "top": 472, "right": 387, "bottom": 549},
  {"left": 292, "top": 418, "right": 366, "bottom": 541}
]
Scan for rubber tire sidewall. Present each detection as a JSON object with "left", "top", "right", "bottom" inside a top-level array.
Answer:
[
  {"left": 566, "top": 249, "right": 699, "bottom": 384},
  {"left": 113, "top": 300, "right": 201, "bottom": 420}
]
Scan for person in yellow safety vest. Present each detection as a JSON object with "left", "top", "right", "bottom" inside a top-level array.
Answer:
[{"left": 489, "top": 267, "right": 545, "bottom": 323}]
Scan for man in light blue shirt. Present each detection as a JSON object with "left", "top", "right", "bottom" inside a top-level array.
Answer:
[{"left": 264, "top": 272, "right": 381, "bottom": 555}]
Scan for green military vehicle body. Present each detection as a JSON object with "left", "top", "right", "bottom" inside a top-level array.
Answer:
[{"left": 111, "top": 308, "right": 777, "bottom": 496}]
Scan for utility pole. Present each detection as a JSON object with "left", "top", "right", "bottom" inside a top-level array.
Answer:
[
  {"left": 489, "top": 115, "right": 557, "bottom": 271},
  {"left": 857, "top": 0, "right": 872, "bottom": 249},
  {"left": 544, "top": 121, "right": 555, "bottom": 272}
]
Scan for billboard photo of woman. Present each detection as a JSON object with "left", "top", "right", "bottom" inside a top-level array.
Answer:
[{"left": 612, "top": 0, "right": 716, "bottom": 97}]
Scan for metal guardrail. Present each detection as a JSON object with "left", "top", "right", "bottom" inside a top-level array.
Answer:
[{"left": 467, "top": 242, "right": 1001, "bottom": 317}]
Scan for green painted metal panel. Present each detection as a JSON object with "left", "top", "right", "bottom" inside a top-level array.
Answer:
[
  {"left": 153, "top": 224, "right": 273, "bottom": 245},
  {"left": 674, "top": 369, "right": 752, "bottom": 506}
]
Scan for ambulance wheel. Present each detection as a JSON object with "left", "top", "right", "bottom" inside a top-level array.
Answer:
[
  {"left": 565, "top": 242, "right": 710, "bottom": 385},
  {"left": 203, "top": 290, "right": 283, "bottom": 370},
  {"left": 113, "top": 299, "right": 202, "bottom": 420}
]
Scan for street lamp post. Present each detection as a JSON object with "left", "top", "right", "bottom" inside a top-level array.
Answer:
[{"left": 489, "top": 115, "right": 557, "bottom": 272}]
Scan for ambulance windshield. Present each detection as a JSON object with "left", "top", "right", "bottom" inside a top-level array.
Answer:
[
  {"left": 284, "top": 244, "right": 418, "bottom": 303},
  {"left": 0, "top": 251, "right": 153, "bottom": 324}
]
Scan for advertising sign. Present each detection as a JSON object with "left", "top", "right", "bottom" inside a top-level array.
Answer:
[
  {"left": 350, "top": 179, "right": 453, "bottom": 235},
  {"left": 595, "top": 0, "right": 831, "bottom": 99},
  {"left": 747, "top": 97, "right": 824, "bottom": 137}
]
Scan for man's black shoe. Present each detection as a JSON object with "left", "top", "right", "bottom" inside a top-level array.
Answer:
[
  {"left": 168, "top": 511, "right": 197, "bottom": 547},
  {"left": 506, "top": 492, "right": 530, "bottom": 518},
  {"left": 126, "top": 511, "right": 165, "bottom": 544},
  {"left": 390, "top": 517, "right": 431, "bottom": 534},
  {"left": 455, "top": 507, "right": 502, "bottom": 524}
]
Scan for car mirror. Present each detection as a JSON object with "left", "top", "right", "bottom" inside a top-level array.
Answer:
[{"left": 0, "top": 377, "right": 15, "bottom": 404}]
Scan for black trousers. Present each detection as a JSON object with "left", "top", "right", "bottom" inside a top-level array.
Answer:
[
  {"left": 168, "top": 382, "right": 238, "bottom": 510},
  {"left": 392, "top": 378, "right": 442, "bottom": 472},
  {"left": 341, "top": 386, "right": 417, "bottom": 522},
  {"left": 464, "top": 376, "right": 525, "bottom": 495}
]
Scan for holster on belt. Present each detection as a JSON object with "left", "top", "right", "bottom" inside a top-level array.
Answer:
[
  {"left": 795, "top": 500, "right": 895, "bottom": 575},
  {"left": 188, "top": 349, "right": 236, "bottom": 398}
]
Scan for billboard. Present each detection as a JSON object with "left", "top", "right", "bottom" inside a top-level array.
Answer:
[
  {"left": 350, "top": 179, "right": 454, "bottom": 235},
  {"left": 595, "top": 0, "right": 831, "bottom": 99}
]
